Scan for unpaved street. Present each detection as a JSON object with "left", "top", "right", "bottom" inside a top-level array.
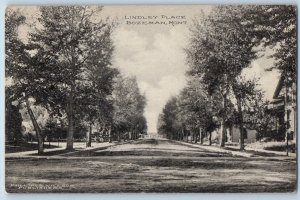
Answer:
[{"left": 6, "top": 139, "right": 296, "bottom": 193}]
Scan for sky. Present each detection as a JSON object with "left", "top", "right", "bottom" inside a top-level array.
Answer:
[
  {"left": 12, "top": 5, "right": 280, "bottom": 133},
  {"left": 102, "top": 5, "right": 280, "bottom": 133}
]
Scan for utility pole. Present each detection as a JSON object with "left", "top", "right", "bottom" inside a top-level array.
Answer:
[{"left": 284, "top": 70, "right": 290, "bottom": 157}]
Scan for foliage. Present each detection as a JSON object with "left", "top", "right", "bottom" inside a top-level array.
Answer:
[
  {"left": 112, "top": 76, "right": 147, "bottom": 138},
  {"left": 186, "top": 6, "right": 258, "bottom": 147},
  {"left": 5, "top": 7, "right": 147, "bottom": 151},
  {"left": 242, "top": 91, "right": 276, "bottom": 140},
  {"left": 157, "top": 97, "right": 179, "bottom": 139},
  {"left": 158, "top": 78, "right": 220, "bottom": 141},
  {"left": 5, "top": 103, "right": 23, "bottom": 144},
  {"left": 28, "top": 6, "right": 117, "bottom": 149},
  {"left": 243, "top": 5, "right": 296, "bottom": 83},
  {"left": 159, "top": 5, "right": 295, "bottom": 148}
]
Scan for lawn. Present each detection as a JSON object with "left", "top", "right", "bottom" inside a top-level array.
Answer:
[
  {"left": 247, "top": 141, "right": 296, "bottom": 153},
  {"left": 5, "top": 141, "right": 59, "bottom": 153}
]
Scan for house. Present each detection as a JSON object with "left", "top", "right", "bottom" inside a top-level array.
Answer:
[
  {"left": 210, "top": 125, "right": 257, "bottom": 144},
  {"left": 229, "top": 126, "right": 257, "bottom": 143},
  {"left": 270, "top": 75, "right": 296, "bottom": 141}
]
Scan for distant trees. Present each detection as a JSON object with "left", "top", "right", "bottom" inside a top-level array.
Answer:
[
  {"left": 5, "top": 6, "right": 147, "bottom": 154},
  {"left": 157, "top": 97, "right": 179, "bottom": 140},
  {"left": 158, "top": 79, "right": 219, "bottom": 145},
  {"left": 177, "top": 79, "right": 217, "bottom": 144},
  {"left": 112, "top": 76, "right": 147, "bottom": 141}
]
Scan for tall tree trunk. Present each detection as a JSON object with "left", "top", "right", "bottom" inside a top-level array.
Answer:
[
  {"left": 128, "top": 131, "right": 131, "bottom": 140},
  {"left": 132, "top": 130, "right": 134, "bottom": 140},
  {"left": 100, "top": 126, "right": 106, "bottom": 142},
  {"left": 209, "top": 131, "right": 212, "bottom": 146},
  {"left": 66, "top": 86, "right": 74, "bottom": 150},
  {"left": 25, "top": 98, "right": 43, "bottom": 154},
  {"left": 220, "top": 94, "right": 227, "bottom": 147},
  {"left": 237, "top": 97, "right": 244, "bottom": 150},
  {"left": 185, "top": 130, "right": 188, "bottom": 142},
  {"left": 133, "top": 132, "right": 135, "bottom": 140},
  {"left": 98, "top": 127, "right": 103, "bottom": 142},
  {"left": 135, "top": 131, "right": 137, "bottom": 140},
  {"left": 229, "top": 124, "right": 233, "bottom": 142},
  {"left": 108, "top": 127, "right": 112, "bottom": 143},
  {"left": 199, "top": 127, "right": 203, "bottom": 144},
  {"left": 133, "top": 130, "right": 135, "bottom": 140},
  {"left": 86, "top": 124, "right": 92, "bottom": 147},
  {"left": 133, "top": 130, "right": 136, "bottom": 140},
  {"left": 192, "top": 133, "right": 194, "bottom": 143},
  {"left": 220, "top": 121, "right": 226, "bottom": 147},
  {"left": 118, "top": 132, "right": 121, "bottom": 142}
]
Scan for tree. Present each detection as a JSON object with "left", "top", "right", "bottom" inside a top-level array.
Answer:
[
  {"left": 113, "top": 76, "right": 147, "bottom": 141},
  {"left": 186, "top": 6, "right": 258, "bottom": 149},
  {"left": 158, "top": 97, "right": 179, "bottom": 140},
  {"left": 243, "top": 5, "right": 296, "bottom": 84},
  {"left": 177, "top": 79, "right": 212, "bottom": 144},
  {"left": 186, "top": 10, "right": 232, "bottom": 147},
  {"left": 232, "top": 78, "right": 258, "bottom": 149},
  {"left": 158, "top": 77, "right": 221, "bottom": 145},
  {"left": 77, "top": 45, "right": 118, "bottom": 147},
  {"left": 30, "top": 6, "right": 116, "bottom": 150},
  {"left": 5, "top": 103, "right": 23, "bottom": 144},
  {"left": 5, "top": 9, "right": 45, "bottom": 154},
  {"left": 242, "top": 89, "right": 277, "bottom": 141},
  {"left": 157, "top": 113, "right": 167, "bottom": 138}
]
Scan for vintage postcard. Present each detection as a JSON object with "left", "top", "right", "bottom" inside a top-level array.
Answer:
[{"left": 5, "top": 5, "right": 296, "bottom": 193}]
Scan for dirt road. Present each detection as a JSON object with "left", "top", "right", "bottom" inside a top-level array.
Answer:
[{"left": 5, "top": 139, "right": 296, "bottom": 193}]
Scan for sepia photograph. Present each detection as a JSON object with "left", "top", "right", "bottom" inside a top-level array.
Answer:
[{"left": 5, "top": 5, "right": 297, "bottom": 193}]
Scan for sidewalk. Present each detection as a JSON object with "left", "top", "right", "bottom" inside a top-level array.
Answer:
[
  {"left": 174, "top": 140, "right": 296, "bottom": 162},
  {"left": 228, "top": 145, "right": 296, "bottom": 158},
  {"left": 5, "top": 141, "right": 127, "bottom": 159}
]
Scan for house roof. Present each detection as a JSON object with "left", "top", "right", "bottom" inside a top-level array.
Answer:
[
  {"left": 273, "top": 75, "right": 285, "bottom": 99},
  {"left": 270, "top": 97, "right": 284, "bottom": 104}
]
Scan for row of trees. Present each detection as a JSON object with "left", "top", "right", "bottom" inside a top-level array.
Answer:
[
  {"left": 158, "top": 5, "right": 296, "bottom": 150},
  {"left": 5, "top": 6, "right": 147, "bottom": 154}
]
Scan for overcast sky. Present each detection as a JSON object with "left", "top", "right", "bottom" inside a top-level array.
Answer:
[{"left": 14, "top": 5, "right": 280, "bottom": 133}]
